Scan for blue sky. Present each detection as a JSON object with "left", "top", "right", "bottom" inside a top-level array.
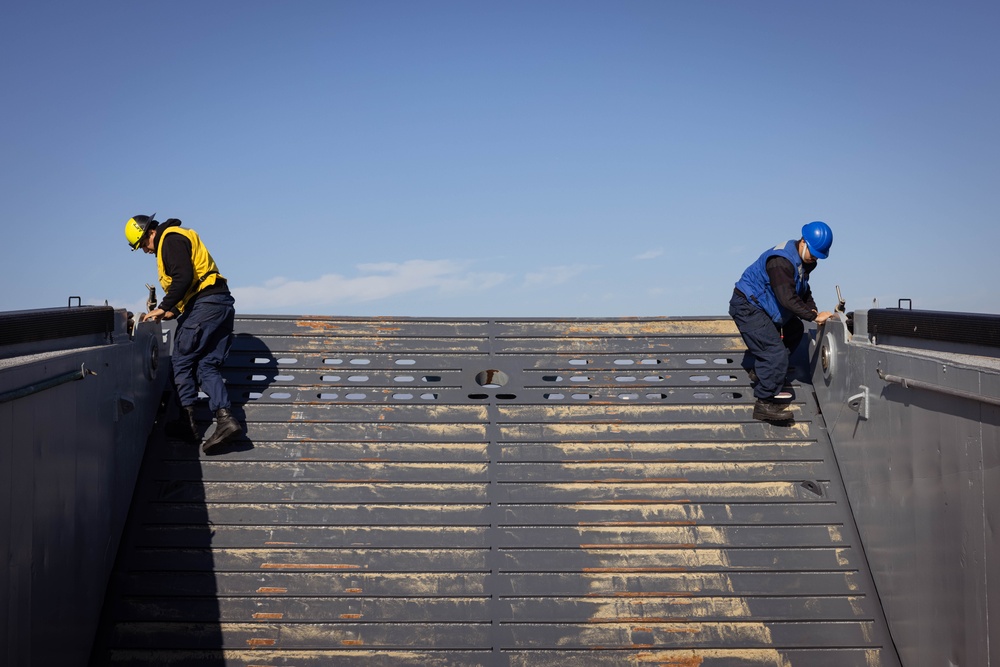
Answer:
[{"left": 2, "top": 1, "right": 998, "bottom": 317}]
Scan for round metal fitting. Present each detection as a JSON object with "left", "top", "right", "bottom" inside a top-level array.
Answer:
[
  {"left": 820, "top": 332, "right": 837, "bottom": 382},
  {"left": 143, "top": 333, "right": 160, "bottom": 381}
]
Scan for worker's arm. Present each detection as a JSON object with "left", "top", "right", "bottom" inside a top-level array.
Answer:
[
  {"left": 156, "top": 234, "right": 194, "bottom": 317},
  {"left": 799, "top": 281, "right": 834, "bottom": 324},
  {"left": 765, "top": 257, "right": 835, "bottom": 324}
]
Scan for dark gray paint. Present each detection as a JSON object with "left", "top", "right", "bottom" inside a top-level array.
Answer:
[
  {"left": 0, "top": 311, "right": 166, "bottom": 667},
  {"left": 92, "top": 315, "right": 899, "bottom": 666},
  {"left": 814, "top": 310, "right": 1000, "bottom": 667}
]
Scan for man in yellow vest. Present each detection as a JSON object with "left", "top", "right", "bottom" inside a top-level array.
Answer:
[{"left": 125, "top": 214, "right": 243, "bottom": 453}]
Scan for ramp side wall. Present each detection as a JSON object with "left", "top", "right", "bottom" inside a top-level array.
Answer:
[
  {"left": 0, "top": 318, "right": 167, "bottom": 667},
  {"left": 813, "top": 311, "right": 1000, "bottom": 667}
]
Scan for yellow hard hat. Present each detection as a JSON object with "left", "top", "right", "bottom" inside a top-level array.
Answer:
[{"left": 125, "top": 213, "right": 156, "bottom": 250}]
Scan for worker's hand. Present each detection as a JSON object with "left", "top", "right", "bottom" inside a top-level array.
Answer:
[
  {"left": 142, "top": 308, "right": 169, "bottom": 323},
  {"left": 814, "top": 311, "right": 835, "bottom": 325}
]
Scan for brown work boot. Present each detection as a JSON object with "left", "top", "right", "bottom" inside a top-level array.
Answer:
[
  {"left": 164, "top": 406, "right": 199, "bottom": 443},
  {"left": 201, "top": 408, "right": 242, "bottom": 453},
  {"left": 753, "top": 397, "right": 793, "bottom": 422}
]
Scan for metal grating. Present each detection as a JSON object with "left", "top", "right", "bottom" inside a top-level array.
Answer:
[
  {"left": 0, "top": 305, "right": 115, "bottom": 348},
  {"left": 93, "top": 316, "right": 900, "bottom": 666},
  {"left": 867, "top": 308, "right": 1000, "bottom": 348}
]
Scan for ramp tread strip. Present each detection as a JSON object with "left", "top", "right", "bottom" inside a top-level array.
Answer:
[{"left": 92, "top": 317, "right": 900, "bottom": 666}]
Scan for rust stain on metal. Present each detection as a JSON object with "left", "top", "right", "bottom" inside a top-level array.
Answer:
[
  {"left": 345, "top": 588, "right": 363, "bottom": 594},
  {"left": 602, "top": 592, "right": 694, "bottom": 598},
  {"left": 556, "top": 320, "right": 738, "bottom": 336},
  {"left": 340, "top": 613, "right": 363, "bottom": 619},
  {"left": 252, "top": 612, "right": 284, "bottom": 620},
  {"left": 595, "top": 616, "right": 687, "bottom": 623},
  {"left": 635, "top": 653, "right": 705, "bottom": 666},
  {"left": 294, "top": 320, "right": 343, "bottom": 332},
  {"left": 599, "top": 478, "right": 690, "bottom": 484},
  {"left": 659, "top": 649, "right": 791, "bottom": 666},
  {"left": 632, "top": 650, "right": 792, "bottom": 666},
  {"left": 261, "top": 563, "right": 361, "bottom": 570},
  {"left": 246, "top": 638, "right": 277, "bottom": 647},
  {"left": 256, "top": 587, "right": 287, "bottom": 594},
  {"left": 341, "top": 639, "right": 365, "bottom": 646}
]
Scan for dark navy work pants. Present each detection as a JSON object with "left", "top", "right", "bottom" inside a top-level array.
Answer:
[
  {"left": 728, "top": 290, "right": 803, "bottom": 400},
  {"left": 172, "top": 293, "right": 235, "bottom": 412}
]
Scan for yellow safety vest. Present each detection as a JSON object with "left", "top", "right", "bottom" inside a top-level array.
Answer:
[{"left": 156, "top": 226, "right": 225, "bottom": 314}]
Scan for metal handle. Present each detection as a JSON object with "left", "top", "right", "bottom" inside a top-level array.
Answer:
[
  {"left": 0, "top": 364, "right": 96, "bottom": 404},
  {"left": 877, "top": 368, "right": 1000, "bottom": 407}
]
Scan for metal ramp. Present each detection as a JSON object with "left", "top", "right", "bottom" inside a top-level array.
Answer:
[{"left": 92, "top": 316, "right": 900, "bottom": 666}]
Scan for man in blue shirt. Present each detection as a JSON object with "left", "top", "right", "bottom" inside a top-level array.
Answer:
[{"left": 730, "top": 221, "right": 834, "bottom": 422}]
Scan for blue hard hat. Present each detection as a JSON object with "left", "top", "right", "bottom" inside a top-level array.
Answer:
[{"left": 802, "top": 221, "right": 832, "bottom": 259}]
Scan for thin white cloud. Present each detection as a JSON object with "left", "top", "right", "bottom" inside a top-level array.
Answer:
[
  {"left": 634, "top": 248, "right": 664, "bottom": 261},
  {"left": 233, "top": 259, "right": 509, "bottom": 310},
  {"left": 522, "top": 264, "right": 595, "bottom": 288}
]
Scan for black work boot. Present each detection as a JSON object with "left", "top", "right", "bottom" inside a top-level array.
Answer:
[
  {"left": 752, "top": 397, "right": 793, "bottom": 423},
  {"left": 164, "top": 406, "right": 199, "bottom": 443},
  {"left": 202, "top": 408, "right": 242, "bottom": 454}
]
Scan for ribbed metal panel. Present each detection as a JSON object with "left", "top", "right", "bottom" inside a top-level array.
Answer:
[
  {"left": 92, "top": 316, "right": 900, "bottom": 666},
  {"left": 0, "top": 305, "right": 116, "bottom": 347},
  {"left": 868, "top": 308, "right": 1000, "bottom": 348}
]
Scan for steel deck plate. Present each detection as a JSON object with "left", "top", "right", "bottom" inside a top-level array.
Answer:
[{"left": 92, "top": 316, "right": 900, "bottom": 666}]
